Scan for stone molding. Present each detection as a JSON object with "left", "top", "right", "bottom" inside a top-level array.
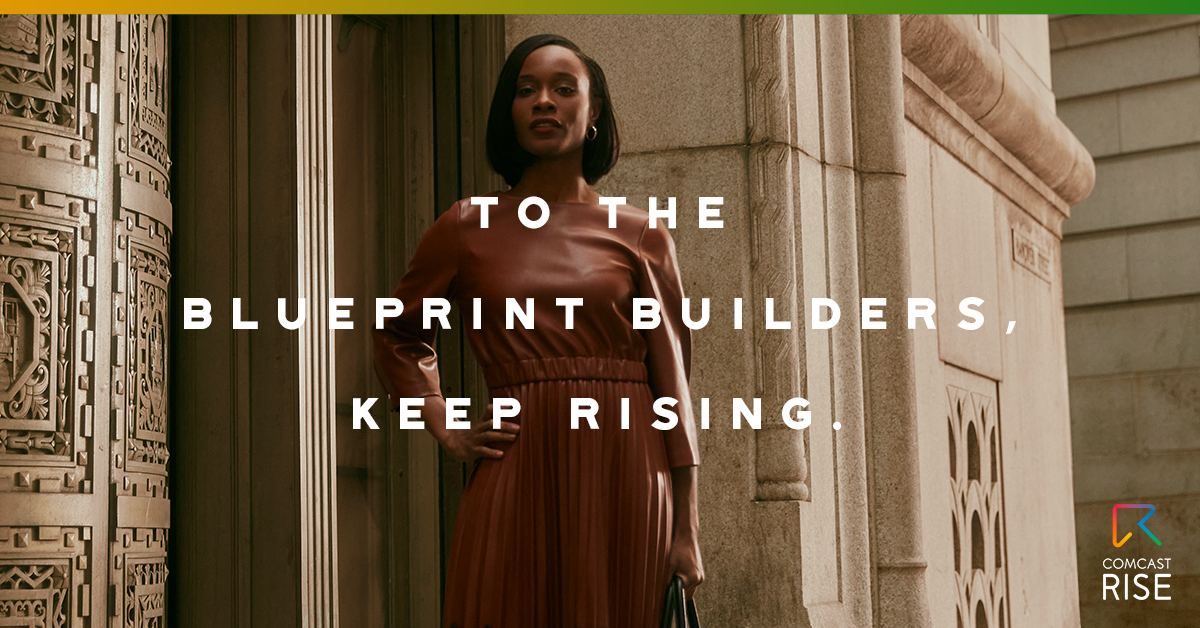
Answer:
[{"left": 900, "top": 14, "right": 1095, "bottom": 207}]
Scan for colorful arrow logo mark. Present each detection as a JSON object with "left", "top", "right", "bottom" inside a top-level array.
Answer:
[{"left": 1113, "top": 504, "right": 1161, "bottom": 547}]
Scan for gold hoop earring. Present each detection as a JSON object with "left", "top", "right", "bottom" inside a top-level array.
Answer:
[{"left": 586, "top": 125, "right": 598, "bottom": 141}]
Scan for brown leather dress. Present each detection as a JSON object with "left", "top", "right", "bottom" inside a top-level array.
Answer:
[{"left": 373, "top": 192, "right": 700, "bottom": 628}]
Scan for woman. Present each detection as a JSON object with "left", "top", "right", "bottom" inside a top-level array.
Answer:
[{"left": 373, "top": 33, "right": 703, "bottom": 628}]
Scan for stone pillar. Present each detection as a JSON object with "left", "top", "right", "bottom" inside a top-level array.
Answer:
[
  {"left": 815, "top": 14, "right": 876, "bottom": 627},
  {"left": 851, "top": 15, "right": 934, "bottom": 628},
  {"left": 0, "top": 13, "right": 173, "bottom": 626},
  {"left": 295, "top": 16, "right": 340, "bottom": 628}
]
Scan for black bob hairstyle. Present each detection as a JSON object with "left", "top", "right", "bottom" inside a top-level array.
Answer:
[{"left": 486, "top": 34, "right": 620, "bottom": 187}]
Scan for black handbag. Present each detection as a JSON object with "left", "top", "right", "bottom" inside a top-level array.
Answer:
[{"left": 660, "top": 574, "right": 701, "bottom": 628}]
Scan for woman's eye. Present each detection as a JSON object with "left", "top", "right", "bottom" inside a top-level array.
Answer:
[{"left": 557, "top": 86, "right": 576, "bottom": 94}]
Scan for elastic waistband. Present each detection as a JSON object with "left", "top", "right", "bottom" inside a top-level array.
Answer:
[{"left": 484, "top": 356, "right": 648, "bottom": 388}]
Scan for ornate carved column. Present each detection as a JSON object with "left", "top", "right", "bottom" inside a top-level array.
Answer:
[
  {"left": 743, "top": 14, "right": 809, "bottom": 502},
  {"left": 0, "top": 13, "right": 172, "bottom": 627},
  {"left": 112, "top": 14, "right": 173, "bottom": 628}
]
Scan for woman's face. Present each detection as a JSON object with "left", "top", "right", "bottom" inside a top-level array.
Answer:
[{"left": 511, "top": 45, "right": 599, "bottom": 161}]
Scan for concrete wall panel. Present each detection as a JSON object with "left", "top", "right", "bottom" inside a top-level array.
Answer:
[
  {"left": 1066, "top": 145, "right": 1200, "bottom": 234},
  {"left": 1051, "top": 24, "right": 1200, "bottom": 99},
  {"left": 1066, "top": 299, "right": 1200, "bottom": 378},
  {"left": 930, "top": 145, "right": 1003, "bottom": 380},
  {"left": 1056, "top": 94, "right": 1121, "bottom": 158},
  {"left": 1127, "top": 223, "right": 1200, "bottom": 300},
  {"left": 1061, "top": 233, "right": 1129, "bottom": 307},
  {"left": 1118, "top": 77, "right": 1200, "bottom": 153}
]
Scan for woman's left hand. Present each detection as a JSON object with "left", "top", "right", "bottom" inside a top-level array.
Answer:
[{"left": 667, "top": 529, "right": 705, "bottom": 598}]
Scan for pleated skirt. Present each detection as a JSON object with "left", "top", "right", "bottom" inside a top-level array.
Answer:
[{"left": 443, "top": 361, "right": 674, "bottom": 628}]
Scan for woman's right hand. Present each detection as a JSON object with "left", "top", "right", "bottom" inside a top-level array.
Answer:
[{"left": 437, "top": 403, "right": 521, "bottom": 465}]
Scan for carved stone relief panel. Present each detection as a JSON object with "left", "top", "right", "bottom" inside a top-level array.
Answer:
[
  {"left": 0, "top": 191, "right": 92, "bottom": 496},
  {"left": 110, "top": 529, "right": 166, "bottom": 628},
  {"left": 0, "top": 14, "right": 99, "bottom": 167},
  {"left": 115, "top": 14, "right": 169, "bottom": 198},
  {"left": 0, "top": 14, "right": 102, "bottom": 627},
  {"left": 948, "top": 381, "right": 1010, "bottom": 628},
  {"left": 116, "top": 238, "right": 169, "bottom": 478},
  {"left": 0, "top": 524, "right": 94, "bottom": 627}
]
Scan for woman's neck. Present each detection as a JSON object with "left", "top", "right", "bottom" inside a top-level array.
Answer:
[{"left": 506, "top": 157, "right": 599, "bottom": 204}]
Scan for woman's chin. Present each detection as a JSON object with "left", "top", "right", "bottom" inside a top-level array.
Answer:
[{"left": 519, "top": 142, "right": 582, "bottom": 161}]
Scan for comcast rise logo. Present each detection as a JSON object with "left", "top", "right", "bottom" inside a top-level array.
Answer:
[
  {"left": 1104, "top": 504, "right": 1170, "bottom": 601},
  {"left": 1112, "top": 504, "right": 1161, "bottom": 547}
]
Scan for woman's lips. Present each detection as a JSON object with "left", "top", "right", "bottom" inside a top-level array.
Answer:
[{"left": 530, "top": 118, "right": 560, "bottom": 134}]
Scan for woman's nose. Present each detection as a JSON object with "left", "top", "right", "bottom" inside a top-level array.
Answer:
[{"left": 533, "top": 88, "right": 555, "bottom": 109}]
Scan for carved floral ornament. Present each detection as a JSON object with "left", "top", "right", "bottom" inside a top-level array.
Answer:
[
  {"left": 0, "top": 14, "right": 78, "bottom": 129},
  {"left": 125, "top": 558, "right": 167, "bottom": 628}
]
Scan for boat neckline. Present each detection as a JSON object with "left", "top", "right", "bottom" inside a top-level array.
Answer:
[{"left": 494, "top": 191, "right": 609, "bottom": 206}]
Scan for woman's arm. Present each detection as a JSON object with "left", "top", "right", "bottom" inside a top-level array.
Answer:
[
  {"left": 668, "top": 465, "right": 705, "bottom": 597},
  {"left": 636, "top": 219, "right": 700, "bottom": 467},
  {"left": 636, "top": 217, "right": 705, "bottom": 595},
  {"left": 372, "top": 203, "right": 520, "bottom": 464},
  {"left": 373, "top": 206, "right": 461, "bottom": 403}
]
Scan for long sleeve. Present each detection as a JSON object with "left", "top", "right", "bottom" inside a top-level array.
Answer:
[
  {"left": 637, "top": 219, "right": 700, "bottom": 468},
  {"left": 372, "top": 202, "right": 461, "bottom": 408}
]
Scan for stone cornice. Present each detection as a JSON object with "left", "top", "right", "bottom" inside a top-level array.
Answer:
[
  {"left": 900, "top": 14, "right": 1095, "bottom": 207},
  {"left": 902, "top": 59, "right": 1070, "bottom": 236}
]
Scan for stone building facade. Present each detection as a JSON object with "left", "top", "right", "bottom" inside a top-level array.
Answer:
[
  {"left": 1052, "top": 14, "right": 1200, "bottom": 628},
  {"left": 0, "top": 14, "right": 1093, "bottom": 628}
]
